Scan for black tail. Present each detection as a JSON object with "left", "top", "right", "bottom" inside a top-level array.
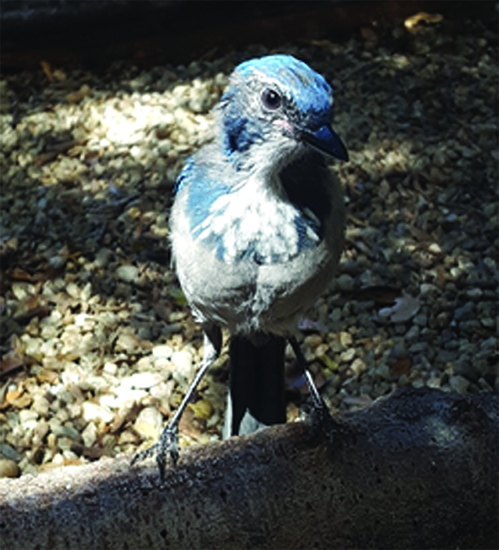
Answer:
[{"left": 224, "top": 334, "right": 286, "bottom": 438}]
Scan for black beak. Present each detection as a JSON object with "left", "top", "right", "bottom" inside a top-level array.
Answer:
[{"left": 301, "top": 124, "right": 348, "bottom": 161}]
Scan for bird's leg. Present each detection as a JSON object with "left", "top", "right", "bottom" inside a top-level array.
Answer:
[
  {"left": 131, "top": 324, "right": 222, "bottom": 481},
  {"left": 288, "top": 336, "right": 334, "bottom": 431}
]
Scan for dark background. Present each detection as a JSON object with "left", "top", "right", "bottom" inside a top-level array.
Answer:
[{"left": 1, "top": 0, "right": 497, "bottom": 71}]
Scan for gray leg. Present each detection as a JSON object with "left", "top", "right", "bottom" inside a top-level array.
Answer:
[
  {"left": 288, "top": 336, "right": 331, "bottom": 426},
  {"left": 288, "top": 337, "right": 323, "bottom": 406},
  {"left": 131, "top": 323, "right": 222, "bottom": 480}
]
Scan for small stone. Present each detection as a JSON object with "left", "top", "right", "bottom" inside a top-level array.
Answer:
[
  {"left": 48, "top": 255, "right": 66, "bottom": 269},
  {"left": 329, "top": 308, "right": 342, "bottom": 323},
  {"left": 40, "top": 323, "right": 59, "bottom": 340},
  {"left": 336, "top": 273, "right": 355, "bottom": 292},
  {"left": 58, "top": 437, "right": 75, "bottom": 451},
  {"left": 134, "top": 406, "right": 163, "bottom": 439},
  {"left": 152, "top": 344, "right": 173, "bottom": 359},
  {"left": 437, "top": 350, "right": 456, "bottom": 363},
  {"left": 82, "top": 421, "right": 98, "bottom": 448},
  {"left": 454, "top": 361, "right": 480, "bottom": 382},
  {"left": 123, "top": 372, "right": 162, "bottom": 390},
  {"left": 0, "top": 459, "right": 20, "bottom": 478},
  {"left": 375, "top": 364, "right": 391, "bottom": 380},
  {"left": 436, "top": 312, "right": 450, "bottom": 328},
  {"left": 413, "top": 314, "right": 427, "bottom": 327},
  {"left": 359, "top": 270, "right": 378, "bottom": 287},
  {"left": 189, "top": 399, "right": 213, "bottom": 420},
  {"left": 32, "top": 394, "right": 51, "bottom": 417},
  {"left": 171, "top": 349, "right": 194, "bottom": 381},
  {"left": 454, "top": 302, "right": 474, "bottom": 322},
  {"left": 304, "top": 334, "right": 323, "bottom": 349},
  {"left": 103, "top": 361, "right": 118, "bottom": 375},
  {"left": 449, "top": 375, "right": 470, "bottom": 394},
  {"left": 95, "top": 248, "right": 112, "bottom": 268},
  {"left": 340, "top": 348, "right": 356, "bottom": 363},
  {"left": 466, "top": 287, "right": 483, "bottom": 300},
  {"left": 11, "top": 282, "right": 34, "bottom": 301},
  {"left": 19, "top": 409, "right": 39, "bottom": 430},
  {"left": 420, "top": 283, "right": 438, "bottom": 295},
  {"left": 114, "top": 330, "right": 140, "bottom": 353},
  {"left": 32, "top": 420, "right": 50, "bottom": 446},
  {"left": 404, "top": 325, "right": 420, "bottom": 343},
  {"left": 116, "top": 264, "right": 139, "bottom": 283},
  {"left": 150, "top": 380, "right": 174, "bottom": 401},
  {"left": 0, "top": 443, "right": 20, "bottom": 462},
  {"left": 113, "top": 382, "right": 147, "bottom": 407},
  {"left": 427, "top": 377, "right": 442, "bottom": 389},
  {"left": 22, "top": 336, "right": 42, "bottom": 358},
  {"left": 66, "top": 282, "right": 80, "bottom": 299},
  {"left": 480, "top": 337, "right": 497, "bottom": 352},
  {"left": 409, "top": 342, "right": 430, "bottom": 354},
  {"left": 428, "top": 243, "right": 441, "bottom": 254},
  {"left": 350, "top": 358, "right": 367, "bottom": 376},
  {"left": 480, "top": 318, "right": 495, "bottom": 329},
  {"left": 74, "top": 313, "right": 91, "bottom": 328},
  {"left": 82, "top": 402, "right": 114, "bottom": 424},
  {"left": 339, "top": 331, "right": 353, "bottom": 348},
  {"left": 153, "top": 357, "right": 173, "bottom": 371}
]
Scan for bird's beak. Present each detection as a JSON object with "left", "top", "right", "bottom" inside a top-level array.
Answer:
[{"left": 301, "top": 124, "right": 348, "bottom": 162}]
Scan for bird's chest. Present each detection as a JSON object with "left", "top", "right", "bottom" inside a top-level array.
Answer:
[
  {"left": 188, "top": 183, "right": 321, "bottom": 266},
  {"left": 171, "top": 183, "right": 334, "bottom": 334}
]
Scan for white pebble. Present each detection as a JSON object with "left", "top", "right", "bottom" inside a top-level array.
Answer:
[
  {"left": 82, "top": 422, "right": 98, "bottom": 447},
  {"left": 123, "top": 372, "right": 162, "bottom": 390},
  {"left": 171, "top": 350, "right": 194, "bottom": 379},
  {"left": 103, "top": 361, "right": 118, "bottom": 375},
  {"left": 152, "top": 344, "right": 173, "bottom": 359},
  {"left": 116, "top": 264, "right": 139, "bottom": 283},
  {"left": 82, "top": 402, "right": 114, "bottom": 424},
  {"left": 134, "top": 407, "right": 163, "bottom": 439}
]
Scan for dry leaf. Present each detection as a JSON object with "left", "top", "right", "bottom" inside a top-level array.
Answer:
[
  {"left": 189, "top": 399, "right": 213, "bottom": 420},
  {"left": 361, "top": 27, "right": 378, "bottom": 43},
  {"left": 297, "top": 317, "right": 329, "bottom": 332},
  {"left": 379, "top": 292, "right": 421, "bottom": 323},
  {"left": 404, "top": 12, "right": 443, "bottom": 32},
  {"left": 178, "top": 407, "right": 203, "bottom": 439},
  {"left": 389, "top": 356, "right": 413, "bottom": 376},
  {"left": 40, "top": 60, "right": 53, "bottom": 81},
  {"left": 0, "top": 353, "right": 24, "bottom": 377},
  {"left": 355, "top": 285, "right": 402, "bottom": 305}
]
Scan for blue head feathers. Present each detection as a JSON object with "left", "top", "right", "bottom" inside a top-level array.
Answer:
[
  {"left": 235, "top": 55, "right": 333, "bottom": 120},
  {"left": 219, "top": 54, "right": 348, "bottom": 162}
]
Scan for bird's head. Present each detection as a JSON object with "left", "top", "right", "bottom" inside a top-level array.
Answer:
[{"left": 218, "top": 54, "right": 348, "bottom": 170}]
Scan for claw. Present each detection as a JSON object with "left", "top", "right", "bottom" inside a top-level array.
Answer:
[
  {"left": 130, "top": 443, "right": 157, "bottom": 466},
  {"left": 131, "top": 424, "right": 180, "bottom": 481}
]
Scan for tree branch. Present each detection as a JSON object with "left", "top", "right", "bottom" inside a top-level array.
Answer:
[{"left": 0, "top": 387, "right": 497, "bottom": 549}]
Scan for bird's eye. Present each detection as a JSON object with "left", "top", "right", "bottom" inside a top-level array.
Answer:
[{"left": 261, "top": 88, "right": 282, "bottom": 110}]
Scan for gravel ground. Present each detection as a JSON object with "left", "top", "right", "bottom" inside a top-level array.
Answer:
[{"left": 0, "top": 15, "right": 497, "bottom": 477}]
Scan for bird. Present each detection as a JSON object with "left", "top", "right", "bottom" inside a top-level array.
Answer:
[{"left": 132, "top": 54, "right": 348, "bottom": 480}]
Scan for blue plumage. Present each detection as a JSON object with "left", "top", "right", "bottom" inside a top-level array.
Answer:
[
  {"left": 133, "top": 54, "right": 348, "bottom": 479},
  {"left": 234, "top": 55, "right": 333, "bottom": 125}
]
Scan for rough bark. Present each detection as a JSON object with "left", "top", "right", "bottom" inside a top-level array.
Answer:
[{"left": 0, "top": 387, "right": 497, "bottom": 549}]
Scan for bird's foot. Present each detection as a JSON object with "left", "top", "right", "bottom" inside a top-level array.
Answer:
[
  {"left": 302, "top": 396, "right": 338, "bottom": 447},
  {"left": 131, "top": 424, "right": 179, "bottom": 482}
]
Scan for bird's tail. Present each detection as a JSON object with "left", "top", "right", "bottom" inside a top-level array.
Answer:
[{"left": 223, "top": 333, "right": 286, "bottom": 438}]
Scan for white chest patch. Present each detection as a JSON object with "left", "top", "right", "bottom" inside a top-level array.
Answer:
[{"left": 193, "top": 179, "right": 319, "bottom": 264}]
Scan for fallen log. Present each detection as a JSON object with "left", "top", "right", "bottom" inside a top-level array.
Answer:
[{"left": 0, "top": 387, "right": 497, "bottom": 549}]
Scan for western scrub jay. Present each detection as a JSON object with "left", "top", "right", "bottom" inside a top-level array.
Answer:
[{"left": 133, "top": 54, "right": 348, "bottom": 480}]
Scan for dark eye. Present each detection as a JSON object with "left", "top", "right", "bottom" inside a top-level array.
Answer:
[{"left": 261, "top": 88, "right": 282, "bottom": 110}]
